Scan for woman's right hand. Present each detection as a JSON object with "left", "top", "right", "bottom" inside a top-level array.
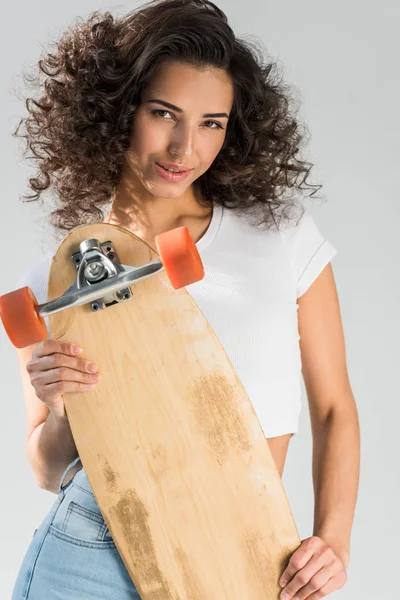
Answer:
[{"left": 26, "top": 340, "right": 102, "bottom": 419}]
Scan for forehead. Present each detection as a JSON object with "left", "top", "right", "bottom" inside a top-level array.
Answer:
[{"left": 141, "top": 61, "right": 234, "bottom": 109}]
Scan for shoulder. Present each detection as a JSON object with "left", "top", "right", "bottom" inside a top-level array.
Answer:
[
  {"left": 15, "top": 252, "right": 53, "bottom": 305},
  {"left": 278, "top": 209, "right": 338, "bottom": 299},
  {"left": 279, "top": 209, "right": 327, "bottom": 247}
]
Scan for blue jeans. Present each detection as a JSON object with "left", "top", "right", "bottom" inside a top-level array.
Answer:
[{"left": 12, "top": 457, "right": 141, "bottom": 599}]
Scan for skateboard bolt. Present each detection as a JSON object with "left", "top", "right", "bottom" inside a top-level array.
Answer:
[
  {"left": 85, "top": 262, "right": 105, "bottom": 280},
  {"left": 117, "top": 290, "right": 130, "bottom": 301}
]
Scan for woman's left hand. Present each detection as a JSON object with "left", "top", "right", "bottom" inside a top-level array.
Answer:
[{"left": 279, "top": 536, "right": 348, "bottom": 600}]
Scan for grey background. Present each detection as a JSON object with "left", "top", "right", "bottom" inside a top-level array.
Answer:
[{"left": 1, "top": 1, "right": 399, "bottom": 598}]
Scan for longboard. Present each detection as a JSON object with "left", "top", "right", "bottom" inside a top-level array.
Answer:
[{"left": 5, "top": 223, "right": 301, "bottom": 598}]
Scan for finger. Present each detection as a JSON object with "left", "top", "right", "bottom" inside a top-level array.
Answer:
[
  {"left": 281, "top": 556, "right": 326, "bottom": 600},
  {"left": 303, "top": 576, "right": 339, "bottom": 600},
  {"left": 44, "top": 380, "right": 97, "bottom": 396},
  {"left": 34, "top": 339, "right": 82, "bottom": 360},
  {"left": 288, "top": 565, "right": 333, "bottom": 600},
  {"left": 34, "top": 352, "right": 98, "bottom": 375},
  {"left": 280, "top": 547, "right": 315, "bottom": 588},
  {"left": 36, "top": 366, "right": 101, "bottom": 387}
]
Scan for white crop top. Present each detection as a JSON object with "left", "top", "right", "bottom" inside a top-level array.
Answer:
[{"left": 15, "top": 205, "right": 337, "bottom": 438}]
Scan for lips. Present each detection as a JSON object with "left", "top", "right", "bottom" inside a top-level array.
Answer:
[
  {"left": 156, "top": 162, "right": 191, "bottom": 173},
  {"left": 154, "top": 162, "right": 192, "bottom": 182}
]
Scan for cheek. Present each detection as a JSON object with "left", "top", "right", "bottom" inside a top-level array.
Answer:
[
  {"left": 129, "top": 120, "right": 162, "bottom": 157},
  {"left": 202, "top": 137, "right": 225, "bottom": 167}
]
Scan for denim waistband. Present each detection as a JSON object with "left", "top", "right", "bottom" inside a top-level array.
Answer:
[
  {"left": 72, "top": 466, "right": 94, "bottom": 494},
  {"left": 58, "top": 456, "right": 93, "bottom": 495}
]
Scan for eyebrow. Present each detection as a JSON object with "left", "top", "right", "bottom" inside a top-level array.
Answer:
[{"left": 146, "top": 98, "right": 230, "bottom": 119}]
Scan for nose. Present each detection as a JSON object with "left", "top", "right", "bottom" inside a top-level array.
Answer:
[{"left": 168, "top": 121, "right": 195, "bottom": 161}]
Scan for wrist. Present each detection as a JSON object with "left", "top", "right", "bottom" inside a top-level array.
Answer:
[
  {"left": 336, "top": 548, "right": 350, "bottom": 568},
  {"left": 313, "top": 530, "right": 350, "bottom": 568},
  {"left": 48, "top": 409, "right": 70, "bottom": 427}
]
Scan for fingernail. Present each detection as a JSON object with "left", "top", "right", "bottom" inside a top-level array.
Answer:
[
  {"left": 281, "top": 594, "right": 289, "bottom": 600},
  {"left": 91, "top": 373, "right": 101, "bottom": 381},
  {"left": 72, "top": 345, "right": 83, "bottom": 354},
  {"left": 87, "top": 363, "right": 97, "bottom": 372},
  {"left": 280, "top": 577, "right": 287, "bottom": 587}
]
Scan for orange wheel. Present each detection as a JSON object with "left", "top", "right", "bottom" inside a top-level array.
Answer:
[
  {"left": 155, "top": 226, "right": 204, "bottom": 289},
  {"left": 0, "top": 287, "right": 48, "bottom": 348}
]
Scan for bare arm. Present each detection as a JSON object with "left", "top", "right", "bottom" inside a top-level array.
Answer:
[
  {"left": 298, "top": 263, "right": 360, "bottom": 568},
  {"left": 17, "top": 340, "right": 99, "bottom": 493},
  {"left": 26, "top": 412, "right": 79, "bottom": 494}
]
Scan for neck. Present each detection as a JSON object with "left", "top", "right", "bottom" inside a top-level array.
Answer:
[{"left": 103, "top": 173, "right": 212, "bottom": 248}]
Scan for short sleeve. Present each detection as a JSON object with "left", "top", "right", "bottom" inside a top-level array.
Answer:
[
  {"left": 280, "top": 211, "right": 338, "bottom": 298},
  {"left": 15, "top": 252, "right": 53, "bottom": 336}
]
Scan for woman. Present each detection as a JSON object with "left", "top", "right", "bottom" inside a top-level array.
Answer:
[{"left": 11, "top": 1, "right": 360, "bottom": 599}]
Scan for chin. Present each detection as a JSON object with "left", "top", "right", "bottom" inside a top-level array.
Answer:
[{"left": 147, "top": 181, "right": 189, "bottom": 197}]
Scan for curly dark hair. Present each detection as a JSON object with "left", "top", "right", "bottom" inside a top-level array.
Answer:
[{"left": 13, "top": 0, "right": 323, "bottom": 236}]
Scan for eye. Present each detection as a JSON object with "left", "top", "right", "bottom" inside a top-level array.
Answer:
[
  {"left": 151, "top": 109, "right": 173, "bottom": 120},
  {"left": 204, "top": 120, "right": 223, "bottom": 130},
  {"left": 150, "top": 110, "right": 223, "bottom": 130}
]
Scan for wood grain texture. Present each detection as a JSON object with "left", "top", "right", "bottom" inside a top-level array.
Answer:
[{"left": 48, "top": 222, "right": 301, "bottom": 599}]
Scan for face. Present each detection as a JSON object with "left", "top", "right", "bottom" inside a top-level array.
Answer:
[{"left": 124, "top": 61, "right": 234, "bottom": 201}]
